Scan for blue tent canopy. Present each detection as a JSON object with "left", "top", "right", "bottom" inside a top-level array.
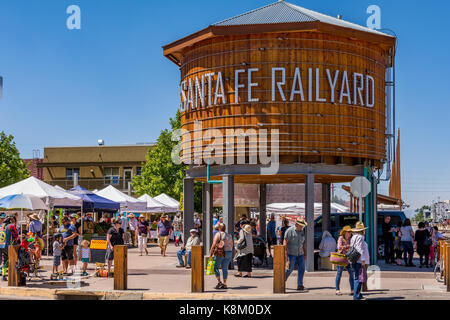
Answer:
[{"left": 68, "top": 186, "right": 120, "bottom": 212}]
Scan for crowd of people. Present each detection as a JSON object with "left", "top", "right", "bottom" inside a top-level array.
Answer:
[{"left": 382, "top": 216, "right": 446, "bottom": 268}]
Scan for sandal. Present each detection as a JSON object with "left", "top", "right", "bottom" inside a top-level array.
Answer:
[
  {"left": 234, "top": 274, "right": 242, "bottom": 277},
  {"left": 215, "top": 282, "right": 223, "bottom": 289},
  {"left": 336, "top": 291, "right": 343, "bottom": 296},
  {"left": 220, "top": 283, "right": 228, "bottom": 289},
  {"left": 243, "top": 274, "right": 251, "bottom": 278}
]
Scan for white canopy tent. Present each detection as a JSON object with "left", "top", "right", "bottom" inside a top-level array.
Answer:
[
  {"left": 0, "top": 177, "right": 82, "bottom": 208},
  {"left": 266, "top": 202, "right": 349, "bottom": 216},
  {"left": 154, "top": 193, "right": 180, "bottom": 211},
  {"left": 138, "top": 194, "right": 173, "bottom": 213},
  {"left": 0, "top": 177, "right": 83, "bottom": 257},
  {"left": 95, "top": 185, "right": 147, "bottom": 212}
]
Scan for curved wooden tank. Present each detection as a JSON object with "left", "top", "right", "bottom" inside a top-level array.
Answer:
[{"left": 177, "top": 31, "right": 389, "bottom": 168}]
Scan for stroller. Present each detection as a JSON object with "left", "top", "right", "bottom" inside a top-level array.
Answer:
[
  {"left": 252, "top": 236, "right": 267, "bottom": 267},
  {"left": 16, "top": 246, "right": 32, "bottom": 286}
]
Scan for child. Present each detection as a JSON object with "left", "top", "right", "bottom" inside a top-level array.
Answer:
[
  {"left": 80, "top": 240, "right": 91, "bottom": 276},
  {"left": 52, "top": 234, "right": 64, "bottom": 275}
]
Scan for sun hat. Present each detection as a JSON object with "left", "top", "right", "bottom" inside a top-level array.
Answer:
[
  {"left": 351, "top": 221, "right": 368, "bottom": 232},
  {"left": 127, "top": 213, "right": 135, "bottom": 218},
  {"left": 28, "top": 213, "right": 40, "bottom": 221},
  {"left": 190, "top": 229, "right": 198, "bottom": 233},
  {"left": 243, "top": 224, "right": 252, "bottom": 233},
  {"left": 340, "top": 225, "right": 352, "bottom": 236},
  {"left": 161, "top": 214, "right": 167, "bottom": 218},
  {"left": 139, "top": 215, "right": 145, "bottom": 219},
  {"left": 295, "top": 217, "right": 307, "bottom": 227}
]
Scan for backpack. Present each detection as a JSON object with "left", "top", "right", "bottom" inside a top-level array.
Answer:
[{"left": 213, "top": 232, "right": 226, "bottom": 257}]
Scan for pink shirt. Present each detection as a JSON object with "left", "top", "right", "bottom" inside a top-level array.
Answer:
[{"left": 337, "top": 236, "right": 351, "bottom": 254}]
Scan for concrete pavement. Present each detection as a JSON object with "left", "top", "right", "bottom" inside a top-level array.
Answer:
[{"left": 0, "top": 243, "right": 447, "bottom": 300}]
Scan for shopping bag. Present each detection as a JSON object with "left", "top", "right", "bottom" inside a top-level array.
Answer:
[
  {"left": 330, "top": 252, "right": 349, "bottom": 267},
  {"left": 206, "top": 257, "right": 215, "bottom": 275}
]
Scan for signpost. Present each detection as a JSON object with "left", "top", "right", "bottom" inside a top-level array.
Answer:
[{"left": 351, "top": 177, "right": 371, "bottom": 222}]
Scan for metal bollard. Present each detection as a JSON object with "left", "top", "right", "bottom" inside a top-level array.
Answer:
[
  {"left": 273, "top": 245, "right": 286, "bottom": 294},
  {"left": 113, "top": 245, "right": 127, "bottom": 290},
  {"left": 191, "top": 245, "right": 204, "bottom": 293}
]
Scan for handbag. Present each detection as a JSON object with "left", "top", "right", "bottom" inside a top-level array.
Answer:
[
  {"left": 345, "top": 246, "right": 361, "bottom": 264},
  {"left": 206, "top": 257, "right": 215, "bottom": 275},
  {"left": 358, "top": 267, "right": 367, "bottom": 283},
  {"left": 424, "top": 236, "right": 432, "bottom": 247},
  {"left": 236, "top": 234, "right": 247, "bottom": 250},
  {"left": 330, "top": 252, "right": 349, "bottom": 266}
]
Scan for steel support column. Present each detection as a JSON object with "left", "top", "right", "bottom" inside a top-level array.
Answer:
[
  {"left": 305, "top": 174, "right": 315, "bottom": 272},
  {"left": 223, "top": 175, "right": 235, "bottom": 238},
  {"left": 372, "top": 174, "right": 378, "bottom": 265},
  {"left": 322, "top": 183, "right": 331, "bottom": 233},
  {"left": 183, "top": 178, "right": 195, "bottom": 244},
  {"left": 203, "top": 183, "right": 213, "bottom": 253},
  {"left": 259, "top": 184, "right": 267, "bottom": 240}
]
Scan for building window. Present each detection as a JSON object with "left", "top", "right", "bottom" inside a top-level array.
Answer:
[
  {"left": 136, "top": 167, "right": 142, "bottom": 176},
  {"left": 66, "top": 168, "right": 80, "bottom": 180},
  {"left": 104, "top": 167, "right": 120, "bottom": 185}
]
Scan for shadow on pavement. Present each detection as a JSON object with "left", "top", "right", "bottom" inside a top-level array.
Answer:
[{"left": 366, "top": 296, "right": 405, "bottom": 300}]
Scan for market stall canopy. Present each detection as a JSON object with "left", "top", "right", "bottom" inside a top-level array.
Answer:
[
  {"left": 0, "top": 194, "right": 49, "bottom": 211},
  {"left": 154, "top": 193, "right": 180, "bottom": 211},
  {"left": 95, "top": 185, "right": 147, "bottom": 212},
  {"left": 138, "top": 194, "right": 175, "bottom": 213},
  {"left": 54, "top": 185, "right": 66, "bottom": 191},
  {"left": 69, "top": 185, "right": 120, "bottom": 213},
  {"left": 266, "top": 202, "right": 348, "bottom": 215},
  {"left": 0, "top": 177, "right": 81, "bottom": 208}
]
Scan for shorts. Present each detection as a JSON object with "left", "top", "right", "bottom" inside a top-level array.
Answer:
[
  {"left": 61, "top": 246, "right": 74, "bottom": 261},
  {"left": 158, "top": 236, "right": 169, "bottom": 247},
  {"left": 81, "top": 258, "right": 89, "bottom": 263},
  {"left": 53, "top": 256, "right": 61, "bottom": 267}
]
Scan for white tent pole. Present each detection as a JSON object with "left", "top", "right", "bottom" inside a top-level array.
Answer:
[
  {"left": 47, "top": 204, "right": 51, "bottom": 258},
  {"left": 80, "top": 201, "right": 83, "bottom": 240}
]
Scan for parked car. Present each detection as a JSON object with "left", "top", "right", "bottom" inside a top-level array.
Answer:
[{"left": 312, "top": 211, "right": 406, "bottom": 258}]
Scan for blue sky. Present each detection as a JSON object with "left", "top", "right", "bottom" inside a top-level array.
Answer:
[{"left": 0, "top": 0, "right": 449, "bottom": 213}]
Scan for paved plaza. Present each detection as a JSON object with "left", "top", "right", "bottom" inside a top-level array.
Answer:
[{"left": 0, "top": 242, "right": 448, "bottom": 300}]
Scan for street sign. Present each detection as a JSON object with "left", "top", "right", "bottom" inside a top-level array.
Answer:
[
  {"left": 351, "top": 176, "right": 371, "bottom": 222},
  {"left": 351, "top": 177, "right": 371, "bottom": 198}
]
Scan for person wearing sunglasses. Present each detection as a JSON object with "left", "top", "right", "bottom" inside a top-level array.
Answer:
[{"left": 106, "top": 218, "right": 125, "bottom": 276}]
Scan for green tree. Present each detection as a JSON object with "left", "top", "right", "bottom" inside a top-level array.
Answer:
[
  {"left": 413, "top": 205, "right": 430, "bottom": 223},
  {"left": 132, "top": 110, "right": 202, "bottom": 211},
  {"left": 0, "top": 131, "right": 29, "bottom": 188}
]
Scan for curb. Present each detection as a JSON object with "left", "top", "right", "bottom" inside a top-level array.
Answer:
[{"left": 0, "top": 286, "right": 288, "bottom": 300}]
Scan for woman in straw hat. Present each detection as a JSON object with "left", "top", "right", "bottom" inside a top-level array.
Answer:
[
  {"left": 349, "top": 221, "right": 370, "bottom": 300},
  {"left": 235, "top": 224, "right": 254, "bottom": 277},
  {"left": 335, "top": 225, "right": 354, "bottom": 296}
]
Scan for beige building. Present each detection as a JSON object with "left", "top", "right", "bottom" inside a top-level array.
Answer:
[{"left": 38, "top": 144, "right": 153, "bottom": 193}]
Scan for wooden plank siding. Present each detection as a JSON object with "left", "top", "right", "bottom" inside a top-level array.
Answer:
[{"left": 175, "top": 31, "right": 390, "bottom": 183}]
